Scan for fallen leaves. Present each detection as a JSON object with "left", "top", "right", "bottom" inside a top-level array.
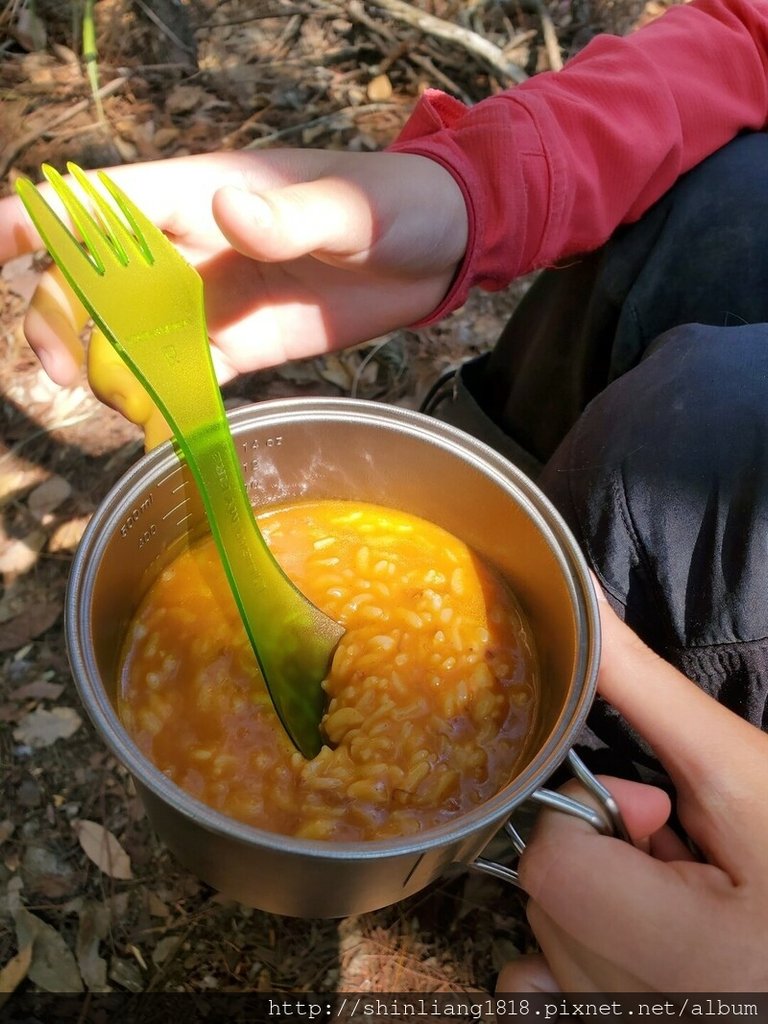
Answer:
[
  {"left": 27, "top": 474, "right": 72, "bottom": 522},
  {"left": 0, "top": 944, "right": 32, "bottom": 996},
  {"left": 13, "top": 906, "right": 84, "bottom": 993},
  {"left": 0, "top": 601, "right": 61, "bottom": 652},
  {"left": 12, "top": 706, "right": 82, "bottom": 748},
  {"left": 75, "top": 901, "right": 112, "bottom": 991},
  {"left": 74, "top": 820, "right": 133, "bottom": 880},
  {"left": 0, "top": 530, "right": 46, "bottom": 577},
  {"left": 367, "top": 72, "right": 393, "bottom": 100},
  {"left": 9, "top": 679, "right": 64, "bottom": 702},
  {"left": 47, "top": 514, "right": 90, "bottom": 553}
]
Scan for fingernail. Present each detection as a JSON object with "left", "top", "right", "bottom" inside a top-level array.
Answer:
[{"left": 33, "top": 342, "right": 63, "bottom": 383}]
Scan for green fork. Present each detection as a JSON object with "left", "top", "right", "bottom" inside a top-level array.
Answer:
[{"left": 16, "top": 162, "right": 344, "bottom": 759}]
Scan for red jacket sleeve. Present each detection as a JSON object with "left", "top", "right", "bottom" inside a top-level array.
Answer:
[{"left": 388, "top": 0, "right": 768, "bottom": 324}]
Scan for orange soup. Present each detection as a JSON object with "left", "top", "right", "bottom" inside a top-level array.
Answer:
[{"left": 118, "top": 500, "right": 537, "bottom": 841}]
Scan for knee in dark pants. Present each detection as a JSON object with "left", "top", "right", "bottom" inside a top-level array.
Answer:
[
  {"left": 540, "top": 321, "right": 768, "bottom": 750},
  {"left": 473, "top": 133, "right": 768, "bottom": 467}
]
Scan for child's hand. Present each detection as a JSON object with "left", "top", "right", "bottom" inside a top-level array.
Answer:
[
  {"left": 0, "top": 149, "right": 466, "bottom": 387},
  {"left": 498, "top": 593, "right": 768, "bottom": 993}
]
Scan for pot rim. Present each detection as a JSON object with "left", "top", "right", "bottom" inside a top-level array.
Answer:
[{"left": 66, "top": 397, "right": 601, "bottom": 862}]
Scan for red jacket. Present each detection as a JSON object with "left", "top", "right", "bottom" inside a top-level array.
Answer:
[{"left": 389, "top": 0, "right": 768, "bottom": 324}]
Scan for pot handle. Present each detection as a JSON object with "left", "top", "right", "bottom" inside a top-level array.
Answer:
[{"left": 471, "top": 749, "right": 632, "bottom": 887}]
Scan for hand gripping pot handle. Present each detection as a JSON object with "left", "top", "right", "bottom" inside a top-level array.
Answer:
[{"left": 471, "top": 749, "right": 632, "bottom": 887}]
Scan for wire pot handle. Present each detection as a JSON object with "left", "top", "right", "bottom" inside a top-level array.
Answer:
[{"left": 471, "top": 749, "right": 632, "bottom": 887}]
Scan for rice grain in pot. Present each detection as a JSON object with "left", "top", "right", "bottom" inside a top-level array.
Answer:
[{"left": 118, "top": 499, "right": 539, "bottom": 842}]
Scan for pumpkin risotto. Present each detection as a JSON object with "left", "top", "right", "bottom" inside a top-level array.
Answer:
[{"left": 118, "top": 499, "right": 538, "bottom": 841}]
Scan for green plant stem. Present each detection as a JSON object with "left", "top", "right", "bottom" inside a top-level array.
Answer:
[{"left": 82, "top": 0, "right": 105, "bottom": 123}]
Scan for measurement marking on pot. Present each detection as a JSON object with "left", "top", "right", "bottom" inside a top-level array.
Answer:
[
  {"left": 119, "top": 494, "right": 154, "bottom": 537},
  {"left": 162, "top": 498, "right": 190, "bottom": 521},
  {"left": 156, "top": 466, "right": 184, "bottom": 488}
]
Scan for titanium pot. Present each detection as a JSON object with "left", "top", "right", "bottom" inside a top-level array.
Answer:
[{"left": 66, "top": 397, "right": 625, "bottom": 919}]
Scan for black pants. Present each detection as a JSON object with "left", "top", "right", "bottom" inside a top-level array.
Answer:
[{"left": 427, "top": 132, "right": 768, "bottom": 773}]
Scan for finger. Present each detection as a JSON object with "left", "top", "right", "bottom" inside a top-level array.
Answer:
[
  {"left": 574, "top": 777, "right": 671, "bottom": 845},
  {"left": 524, "top": 904, "right": 651, "bottom": 993},
  {"left": 594, "top": 591, "right": 768, "bottom": 869},
  {"left": 1, "top": 152, "right": 292, "bottom": 261},
  {"left": 212, "top": 152, "right": 466, "bottom": 273},
  {"left": 648, "top": 822, "right": 697, "bottom": 863},
  {"left": 198, "top": 248, "right": 453, "bottom": 374},
  {"left": 496, "top": 953, "right": 560, "bottom": 993},
  {"left": 517, "top": 796, "right": 735, "bottom": 988},
  {"left": 24, "top": 265, "right": 87, "bottom": 385},
  {"left": 212, "top": 178, "right": 379, "bottom": 265},
  {"left": 534, "top": 776, "right": 694, "bottom": 860}
]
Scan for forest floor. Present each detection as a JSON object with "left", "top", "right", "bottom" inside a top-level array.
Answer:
[{"left": 0, "top": 0, "right": 668, "bottom": 1000}]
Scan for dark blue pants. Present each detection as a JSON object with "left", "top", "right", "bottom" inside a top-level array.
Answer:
[{"left": 428, "top": 132, "right": 768, "bottom": 772}]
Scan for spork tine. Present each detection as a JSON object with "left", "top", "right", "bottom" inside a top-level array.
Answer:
[{"left": 16, "top": 162, "right": 344, "bottom": 759}]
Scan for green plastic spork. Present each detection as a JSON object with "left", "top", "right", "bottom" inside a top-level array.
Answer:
[{"left": 16, "top": 162, "right": 344, "bottom": 759}]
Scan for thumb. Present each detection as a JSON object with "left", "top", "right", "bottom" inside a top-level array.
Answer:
[
  {"left": 212, "top": 177, "right": 378, "bottom": 265},
  {"left": 211, "top": 152, "right": 467, "bottom": 273}
]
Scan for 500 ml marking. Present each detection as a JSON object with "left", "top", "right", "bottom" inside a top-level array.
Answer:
[{"left": 119, "top": 494, "right": 154, "bottom": 537}]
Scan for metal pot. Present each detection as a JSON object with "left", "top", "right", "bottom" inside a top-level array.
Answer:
[{"left": 66, "top": 397, "right": 621, "bottom": 918}]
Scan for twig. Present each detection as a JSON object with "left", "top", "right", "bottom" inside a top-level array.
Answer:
[
  {"left": 364, "top": 0, "right": 528, "bottom": 84},
  {"left": 530, "top": 0, "right": 563, "bottom": 70},
  {"left": 347, "top": 0, "right": 397, "bottom": 41},
  {"left": 409, "top": 52, "right": 473, "bottom": 104},
  {"left": 0, "top": 74, "right": 130, "bottom": 178},
  {"left": 133, "top": 0, "right": 196, "bottom": 56},
  {"left": 243, "top": 102, "right": 400, "bottom": 149},
  {"left": 199, "top": 5, "right": 309, "bottom": 30}
]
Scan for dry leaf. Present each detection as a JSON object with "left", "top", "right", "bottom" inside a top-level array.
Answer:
[
  {"left": 0, "top": 582, "right": 27, "bottom": 624},
  {"left": 10, "top": 680, "right": 65, "bottom": 702},
  {"left": 49, "top": 515, "right": 90, "bottom": 553},
  {"left": 147, "top": 892, "right": 170, "bottom": 918},
  {"left": 166, "top": 84, "right": 206, "bottom": 113},
  {"left": 151, "top": 935, "right": 180, "bottom": 967},
  {"left": 13, "top": 706, "right": 82, "bottom": 748},
  {"left": 22, "top": 844, "right": 80, "bottom": 899},
  {"left": 76, "top": 902, "right": 112, "bottom": 992},
  {"left": 13, "top": 7, "right": 47, "bottom": 50},
  {"left": 0, "top": 601, "right": 62, "bottom": 651},
  {"left": 153, "top": 127, "right": 180, "bottom": 150},
  {"left": 0, "top": 944, "right": 32, "bottom": 995},
  {"left": 318, "top": 354, "right": 353, "bottom": 391},
  {"left": 1, "top": 253, "right": 39, "bottom": 303},
  {"left": 367, "top": 73, "right": 393, "bottom": 101},
  {"left": 13, "top": 907, "right": 83, "bottom": 993},
  {"left": 108, "top": 956, "right": 143, "bottom": 992},
  {"left": 0, "top": 467, "right": 44, "bottom": 508},
  {"left": 28, "top": 475, "right": 72, "bottom": 521},
  {"left": 0, "top": 531, "right": 46, "bottom": 577},
  {"left": 74, "top": 820, "right": 133, "bottom": 880}
]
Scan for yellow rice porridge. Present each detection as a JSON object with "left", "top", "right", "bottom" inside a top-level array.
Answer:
[{"left": 118, "top": 499, "right": 538, "bottom": 841}]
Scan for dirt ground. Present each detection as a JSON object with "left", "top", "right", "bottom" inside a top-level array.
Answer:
[{"left": 0, "top": 0, "right": 667, "bottom": 1000}]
